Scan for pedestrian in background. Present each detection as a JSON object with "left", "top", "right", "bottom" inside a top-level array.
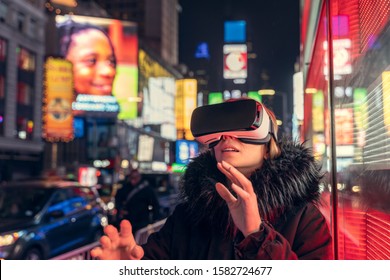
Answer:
[{"left": 114, "top": 169, "right": 161, "bottom": 234}]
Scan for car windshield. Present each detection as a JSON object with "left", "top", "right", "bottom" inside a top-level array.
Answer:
[{"left": 0, "top": 187, "right": 53, "bottom": 219}]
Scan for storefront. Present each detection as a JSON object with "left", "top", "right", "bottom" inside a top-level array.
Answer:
[{"left": 300, "top": 0, "right": 390, "bottom": 259}]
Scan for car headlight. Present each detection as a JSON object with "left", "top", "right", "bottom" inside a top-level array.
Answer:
[{"left": 0, "top": 231, "right": 26, "bottom": 247}]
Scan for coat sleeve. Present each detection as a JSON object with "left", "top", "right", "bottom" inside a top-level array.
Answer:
[
  {"left": 234, "top": 204, "right": 333, "bottom": 260},
  {"left": 141, "top": 206, "right": 178, "bottom": 260}
]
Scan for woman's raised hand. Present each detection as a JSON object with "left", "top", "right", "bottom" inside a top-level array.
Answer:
[
  {"left": 90, "top": 219, "right": 144, "bottom": 260},
  {"left": 215, "top": 160, "right": 262, "bottom": 237}
]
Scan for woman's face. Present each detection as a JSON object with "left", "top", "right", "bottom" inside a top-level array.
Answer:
[
  {"left": 214, "top": 136, "right": 267, "bottom": 177},
  {"left": 66, "top": 29, "right": 116, "bottom": 96}
]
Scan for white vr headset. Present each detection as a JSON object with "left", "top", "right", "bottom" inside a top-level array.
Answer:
[{"left": 190, "top": 99, "right": 276, "bottom": 148}]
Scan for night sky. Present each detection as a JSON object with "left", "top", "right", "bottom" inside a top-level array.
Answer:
[{"left": 178, "top": 0, "right": 300, "bottom": 119}]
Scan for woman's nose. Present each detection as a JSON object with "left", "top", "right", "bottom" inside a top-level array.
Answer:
[{"left": 221, "top": 135, "right": 234, "bottom": 140}]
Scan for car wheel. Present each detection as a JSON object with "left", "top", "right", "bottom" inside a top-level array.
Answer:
[{"left": 23, "top": 248, "right": 43, "bottom": 260}]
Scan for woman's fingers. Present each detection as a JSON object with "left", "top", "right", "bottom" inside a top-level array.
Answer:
[
  {"left": 119, "top": 220, "right": 144, "bottom": 259},
  {"left": 119, "top": 220, "right": 135, "bottom": 245},
  {"left": 217, "top": 162, "right": 239, "bottom": 185},
  {"left": 215, "top": 182, "right": 237, "bottom": 204},
  {"left": 104, "top": 224, "right": 121, "bottom": 248},
  {"left": 220, "top": 161, "right": 254, "bottom": 193},
  {"left": 231, "top": 182, "right": 250, "bottom": 200},
  {"left": 89, "top": 219, "right": 144, "bottom": 260},
  {"left": 90, "top": 247, "right": 103, "bottom": 259},
  {"left": 129, "top": 245, "right": 145, "bottom": 260}
]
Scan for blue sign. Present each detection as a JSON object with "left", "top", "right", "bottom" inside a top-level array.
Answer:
[
  {"left": 224, "top": 20, "right": 246, "bottom": 43},
  {"left": 73, "top": 117, "right": 84, "bottom": 138},
  {"left": 176, "top": 140, "right": 199, "bottom": 165},
  {"left": 195, "top": 42, "right": 210, "bottom": 59}
]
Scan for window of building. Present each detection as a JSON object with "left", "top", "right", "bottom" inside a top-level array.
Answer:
[
  {"left": 0, "top": 2, "right": 8, "bottom": 23},
  {"left": 0, "top": 38, "right": 5, "bottom": 136},
  {"left": 29, "top": 18, "right": 37, "bottom": 37},
  {"left": 0, "top": 75, "right": 5, "bottom": 99},
  {"left": 16, "top": 116, "right": 34, "bottom": 140},
  {"left": 0, "top": 75, "right": 4, "bottom": 136},
  {"left": 17, "top": 47, "right": 35, "bottom": 71},
  {"left": 16, "top": 45, "right": 35, "bottom": 140},
  {"left": 17, "top": 82, "right": 32, "bottom": 105},
  {"left": 16, "top": 81, "right": 34, "bottom": 140},
  {"left": 0, "top": 37, "right": 6, "bottom": 61},
  {"left": 17, "top": 12, "right": 25, "bottom": 32}
]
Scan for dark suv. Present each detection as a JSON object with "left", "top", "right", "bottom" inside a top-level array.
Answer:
[{"left": 0, "top": 179, "right": 108, "bottom": 259}]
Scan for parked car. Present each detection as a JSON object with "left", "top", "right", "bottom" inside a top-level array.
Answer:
[{"left": 0, "top": 178, "right": 108, "bottom": 259}]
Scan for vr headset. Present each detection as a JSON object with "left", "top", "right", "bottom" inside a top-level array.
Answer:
[{"left": 190, "top": 99, "right": 275, "bottom": 147}]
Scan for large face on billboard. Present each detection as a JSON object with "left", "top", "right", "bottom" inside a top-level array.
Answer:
[
  {"left": 64, "top": 28, "right": 116, "bottom": 96},
  {"left": 55, "top": 15, "right": 138, "bottom": 119}
]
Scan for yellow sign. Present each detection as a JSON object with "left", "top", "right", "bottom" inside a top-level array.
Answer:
[
  {"left": 51, "top": 0, "right": 77, "bottom": 7},
  {"left": 312, "top": 90, "right": 324, "bottom": 132},
  {"left": 43, "top": 57, "right": 74, "bottom": 142},
  {"left": 382, "top": 71, "right": 390, "bottom": 135},
  {"left": 175, "top": 79, "right": 197, "bottom": 140}
]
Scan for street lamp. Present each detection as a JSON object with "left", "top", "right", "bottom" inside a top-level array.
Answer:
[{"left": 258, "top": 89, "right": 275, "bottom": 96}]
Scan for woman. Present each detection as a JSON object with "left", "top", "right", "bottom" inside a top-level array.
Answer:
[
  {"left": 91, "top": 99, "right": 333, "bottom": 260},
  {"left": 57, "top": 20, "right": 117, "bottom": 96}
]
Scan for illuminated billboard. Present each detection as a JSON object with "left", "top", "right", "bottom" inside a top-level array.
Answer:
[
  {"left": 323, "top": 39, "right": 352, "bottom": 77},
  {"left": 138, "top": 49, "right": 176, "bottom": 140},
  {"left": 224, "top": 20, "right": 246, "bottom": 43},
  {"left": 353, "top": 88, "right": 368, "bottom": 147},
  {"left": 55, "top": 15, "right": 138, "bottom": 119},
  {"left": 382, "top": 71, "right": 390, "bottom": 136},
  {"left": 335, "top": 108, "right": 354, "bottom": 145},
  {"left": 137, "top": 134, "right": 154, "bottom": 162},
  {"left": 208, "top": 92, "right": 223, "bottom": 104},
  {"left": 223, "top": 44, "right": 247, "bottom": 79},
  {"left": 175, "top": 140, "right": 199, "bottom": 165},
  {"left": 175, "top": 79, "right": 197, "bottom": 140},
  {"left": 43, "top": 57, "right": 74, "bottom": 142}
]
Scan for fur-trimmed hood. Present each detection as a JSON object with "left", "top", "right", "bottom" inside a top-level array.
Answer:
[{"left": 179, "top": 138, "right": 324, "bottom": 232}]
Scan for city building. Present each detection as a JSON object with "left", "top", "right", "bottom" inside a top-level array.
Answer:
[{"left": 0, "top": 0, "right": 47, "bottom": 181}]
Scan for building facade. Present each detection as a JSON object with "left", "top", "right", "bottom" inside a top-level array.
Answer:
[{"left": 0, "top": 0, "right": 46, "bottom": 181}]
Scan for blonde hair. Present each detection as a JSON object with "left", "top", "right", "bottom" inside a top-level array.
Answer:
[{"left": 263, "top": 106, "right": 281, "bottom": 159}]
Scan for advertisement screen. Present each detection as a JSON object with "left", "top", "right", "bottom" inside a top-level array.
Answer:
[
  {"left": 55, "top": 15, "right": 138, "bottom": 119},
  {"left": 137, "top": 134, "right": 154, "bottom": 162},
  {"left": 43, "top": 57, "right": 74, "bottom": 142},
  {"left": 223, "top": 44, "right": 247, "bottom": 79},
  {"left": 224, "top": 20, "right": 246, "bottom": 43},
  {"left": 208, "top": 92, "right": 223, "bottom": 104},
  {"left": 73, "top": 117, "right": 84, "bottom": 138},
  {"left": 143, "top": 77, "right": 176, "bottom": 139},
  {"left": 138, "top": 49, "right": 176, "bottom": 139},
  {"left": 175, "top": 140, "right": 199, "bottom": 165},
  {"left": 175, "top": 79, "right": 197, "bottom": 140},
  {"left": 335, "top": 108, "right": 354, "bottom": 145}
]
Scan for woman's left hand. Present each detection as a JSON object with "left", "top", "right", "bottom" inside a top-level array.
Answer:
[{"left": 216, "top": 160, "right": 262, "bottom": 237}]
